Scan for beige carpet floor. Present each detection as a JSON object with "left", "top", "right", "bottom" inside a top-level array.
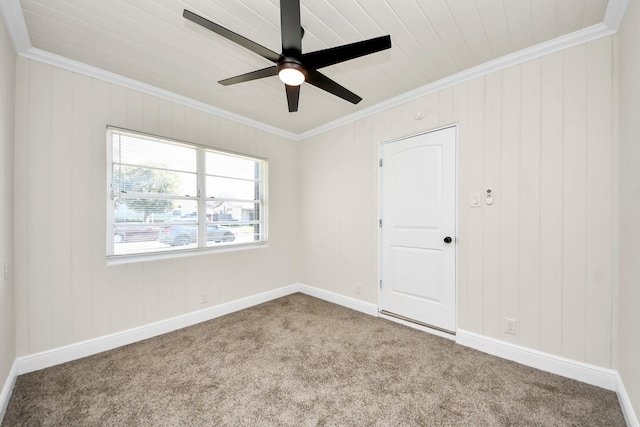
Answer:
[{"left": 2, "top": 293, "right": 625, "bottom": 426}]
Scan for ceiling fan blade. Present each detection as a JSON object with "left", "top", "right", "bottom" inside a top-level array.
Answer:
[
  {"left": 285, "top": 85, "right": 300, "bottom": 112},
  {"left": 183, "top": 9, "right": 280, "bottom": 62},
  {"left": 280, "top": 0, "right": 302, "bottom": 53},
  {"left": 306, "top": 70, "right": 362, "bottom": 104},
  {"left": 302, "top": 35, "right": 391, "bottom": 69},
  {"left": 219, "top": 66, "right": 278, "bottom": 86}
]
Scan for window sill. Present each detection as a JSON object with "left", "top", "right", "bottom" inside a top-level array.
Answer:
[{"left": 107, "top": 241, "right": 269, "bottom": 266}]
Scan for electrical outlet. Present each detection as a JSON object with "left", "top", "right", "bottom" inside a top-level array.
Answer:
[
  {"left": 355, "top": 283, "right": 362, "bottom": 296},
  {"left": 200, "top": 291, "right": 208, "bottom": 305},
  {"left": 504, "top": 318, "right": 517, "bottom": 335}
]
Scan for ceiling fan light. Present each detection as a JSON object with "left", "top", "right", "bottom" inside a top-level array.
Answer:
[{"left": 278, "top": 67, "right": 305, "bottom": 86}]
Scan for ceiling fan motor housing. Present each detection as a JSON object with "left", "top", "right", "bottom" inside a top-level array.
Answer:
[{"left": 277, "top": 57, "right": 306, "bottom": 75}]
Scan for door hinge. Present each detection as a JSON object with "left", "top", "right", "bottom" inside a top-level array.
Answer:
[
  {"left": 379, "top": 279, "right": 382, "bottom": 289},
  {"left": 379, "top": 159, "right": 383, "bottom": 167},
  {"left": 379, "top": 219, "right": 382, "bottom": 228}
]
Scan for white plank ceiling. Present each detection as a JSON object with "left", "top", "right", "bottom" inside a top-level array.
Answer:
[{"left": 18, "top": 0, "right": 609, "bottom": 134}]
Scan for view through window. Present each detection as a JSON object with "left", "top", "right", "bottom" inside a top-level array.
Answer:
[{"left": 107, "top": 128, "right": 267, "bottom": 257}]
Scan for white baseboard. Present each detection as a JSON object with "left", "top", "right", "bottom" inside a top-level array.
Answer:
[
  {"left": 616, "top": 371, "right": 640, "bottom": 427},
  {"left": 457, "top": 329, "right": 618, "bottom": 390},
  {"left": 16, "top": 284, "right": 300, "bottom": 375},
  {"left": 0, "top": 361, "right": 18, "bottom": 422},
  {"left": 297, "top": 284, "right": 378, "bottom": 317},
  {"left": 457, "top": 330, "right": 638, "bottom": 424},
  {"left": 13, "top": 284, "right": 377, "bottom": 376},
  {"left": 2, "top": 287, "right": 636, "bottom": 427}
]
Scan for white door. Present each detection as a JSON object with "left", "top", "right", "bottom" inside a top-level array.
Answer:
[{"left": 379, "top": 126, "right": 456, "bottom": 333}]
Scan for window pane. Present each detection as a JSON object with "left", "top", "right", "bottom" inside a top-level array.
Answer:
[
  {"left": 111, "top": 198, "right": 199, "bottom": 255},
  {"left": 206, "top": 176, "right": 257, "bottom": 200},
  {"left": 158, "top": 223, "right": 198, "bottom": 248},
  {"left": 169, "top": 200, "right": 199, "bottom": 220},
  {"left": 113, "top": 165, "right": 197, "bottom": 198},
  {"left": 113, "top": 197, "right": 173, "bottom": 223},
  {"left": 206, "top": 152, "right": 258, "bottom": 179},
  {"left": 108, "top": 128, "right": 266, "bottom": 258},
  {"left": 205, "top": 223, "right": 260, "bottom": 247},
  {"left": 206, "top": 201, "right": 260, "bottom": 223},
  {"left": 232, "top": 223, "right": 262, "bottom": 244},
  {"left": 113, "top": 134, "right": 196, "bottom": 172},
  {"left": 205, "top": 223, "right": 236, "bottom": 247}
]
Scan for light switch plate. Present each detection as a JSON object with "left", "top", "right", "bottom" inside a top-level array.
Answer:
[{"left": 471, "top": 193, "right": 481, "bottom": 207}]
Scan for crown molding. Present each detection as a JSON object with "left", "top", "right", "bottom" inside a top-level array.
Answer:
[
  {"left": 604, "top": 0, "right": 631, "bottom": 30},
  {"left": 0, "top": 0, "right": 30, "bottom": 54},
  {"left": 298, "top": 21, "right": 616, "bottom": 140},
  {"left": 2, "top": 0, "right": 629, "bottom": 142},
  {"left": 20, "top": 47, "right": 299, "bottom": 141}
]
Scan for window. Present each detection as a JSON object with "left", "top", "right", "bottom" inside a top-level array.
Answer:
[{"left": 107, "top": 127, "right": 267, "bottom": 258}]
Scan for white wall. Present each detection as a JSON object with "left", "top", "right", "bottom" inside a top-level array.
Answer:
[
  {"left": 617, "top": 0, "right": 640, "bottom": 416},
  {"left": 300, "top": 36, "right": 617, "bottom": 369},
  {"left": 0, "top": 16, "right": 16, "bottom": 395},
  {"left": 13, "top": 58, "right": 301, "bottom": 356}
]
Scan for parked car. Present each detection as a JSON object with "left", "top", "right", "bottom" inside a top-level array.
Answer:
[
  {"left": 114, "top": 225, "right": 159, "bottom": 243},
  {"left": 158, "top": 223, "right": 235, "bottom": 246}
]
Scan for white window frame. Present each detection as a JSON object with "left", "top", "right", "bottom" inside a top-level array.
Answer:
[{"left": 106, "top": 127, "right": 268, "bottom": 262}]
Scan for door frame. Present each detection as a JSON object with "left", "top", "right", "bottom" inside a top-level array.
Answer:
[{"left": 377, "top": 124, "right": 459, "bottom": 338}]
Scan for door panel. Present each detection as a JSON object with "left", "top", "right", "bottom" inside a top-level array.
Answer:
[{"left": 380, "top": 126, "right": 456, "bottom": 332}]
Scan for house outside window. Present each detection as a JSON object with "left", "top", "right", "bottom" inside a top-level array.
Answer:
[{"left": 107, "top": 127, "right": 267, "bottom": 258}]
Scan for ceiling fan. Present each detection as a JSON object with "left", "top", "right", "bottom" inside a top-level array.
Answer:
[{"left": 183, "top": 0, "right": 392, "bottom": 112}]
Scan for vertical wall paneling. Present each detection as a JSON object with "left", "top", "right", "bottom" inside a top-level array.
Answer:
[
  {"left": 617, "top": 0, "right": 640, "bottom": 414},
  {"left": 142, "top": 94, "right": 159, "bottom": 135},
  {"left": 464, "top": 77, "right": 485, "bottom": 331},
  {"left": 12, "top": 35, "right": 618, "bottom": 374},
  {"left": 452, "top": 82, "right": 469, "bottom": 329},
  {"left": 126, "top": 90, "right": 144, "bottom": 131},
  {"left": 13, "top": 58, "right": 29, "bottom": 357},
  {"left": 482, "top": 71, "right": 503, "bottom": 339},
  {"left": 155, "top": 259, "right": 174, "bottom": 320},
  {"left": 142, "top": 261, "right": 160, "bottom": 324},
  {"left": 437, "top": 87, "right": 455, "bottom": 126},
  {"left": 156, "top": 98, "right": 174, "bottom": 140},
  {"left": 108, "top": 264, "right": 128, "bottom": 334},
  {"left": 14, "top": 59, "right": 300, "bottom": 356},
  {"left": 518, "top": 59, "right": 542, "bottom": 349},
  {"left": 0, "top": 15, "right": 16, "bottom": 386},
  {"left": 340, "top": 126, "right": 355, "bottom": 296},
  {"left": 538, "top": 51, "right": 564, "bottom": 356},
  {"left": 170, "top": 257, "right": 188, "bottom": 317},
  {"left": 27, "top": 61, "right": 53, "bottom": 353},
  {"left": 49, "top": 67, "right": 73, "bottom": 348},
  {"left": 172, "top": 103, "right": 187, "bottom": 142},
  {"left": 107, "top": 83, "right": 127, "bottom": 130},
  {"left": 499, "top": 64, "right": 521, "bottom": 344},
  {"left": 584, "top": 37, "right": 614, "bottom": 368},
  {"left": 90, "top": 78, "right": 112, "bottom": 338},
  {"left": 70, "top": 73, "right": 94, "bottom": 344},
  {"left": 354, "top": 116, "right": 375, "bottom": 300},
  {"left": 300, "top": 36, "right": 616, "bottom": 368},
  {"left": 561, "top": 44, "right": 588, "bottom": 363},
  {"left": 184, "top": 256, "right": 201, "bottom": 312}
]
